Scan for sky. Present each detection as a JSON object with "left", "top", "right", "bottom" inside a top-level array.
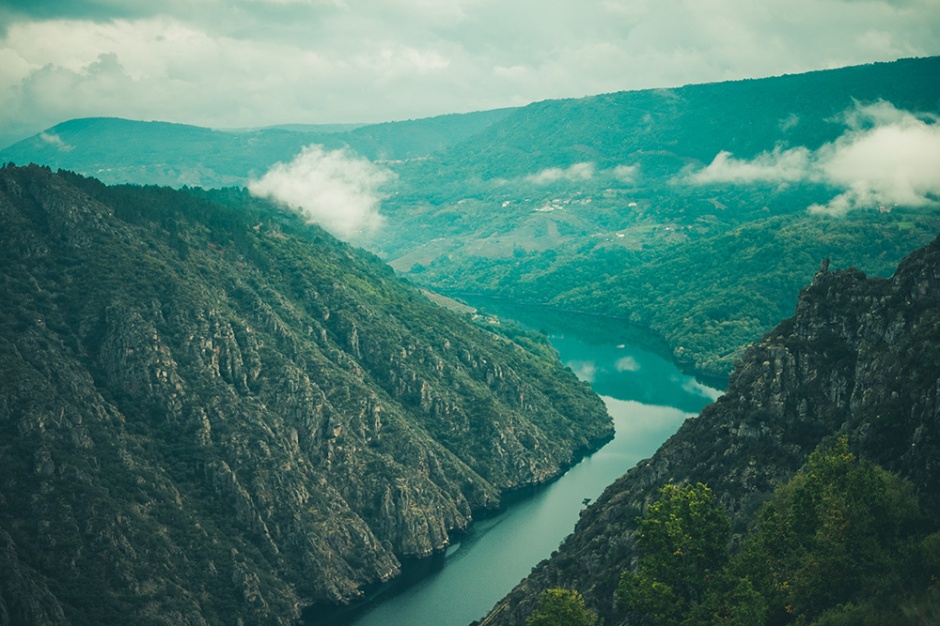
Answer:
[{"left": 0, "top": 0, "right": 938, "bottom": 148}]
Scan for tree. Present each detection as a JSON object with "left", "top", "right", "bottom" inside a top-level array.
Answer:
[
  {"left": 617, "top": 483, "right": 731, "bottom": 625},
  {"left": 733, "top": 437, "right": 924, "bottom": 625},
  {"left": 526, "top": 588, "right": 599, "bottom": 626}
]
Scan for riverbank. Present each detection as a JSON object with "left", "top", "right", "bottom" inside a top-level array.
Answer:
[{"left": 305, "top": 304, "right": 723, "bottom": 626}]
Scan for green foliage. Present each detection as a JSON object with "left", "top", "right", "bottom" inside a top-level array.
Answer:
[
  {"left": 526, "top": 588, "right": 599, "bottom": 626},
  {"left": 5, "top": 60, "right": 940, "bottom": 382},
  {"left": 0, "top": 165, "right": 614, "bottom": 624},
  {"left": 685, "top": 575, "right": 767, "bottom": 626},
  {"left": 618, "top": 440, "right": 936, "bottom": 626},
  {"left": 617, "top": 483, "right": 731, "bottom": 624},
  {"left": 733, "top": 437, "right": 926, "bottom": 625}
]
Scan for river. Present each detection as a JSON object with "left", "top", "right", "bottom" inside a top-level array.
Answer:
[{"left": 326, "top": 305, "right": 723, "bottom": 626}]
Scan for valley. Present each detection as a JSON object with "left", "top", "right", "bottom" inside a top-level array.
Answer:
[
  {"left": 5, "top": 57, "right": 939, "bottom": 380},
  {"left": 1, "top": 54, "right": 939, "bottom": 626},
  {"left": 323, "top": 307, "right": 720, "bottom": 626}
]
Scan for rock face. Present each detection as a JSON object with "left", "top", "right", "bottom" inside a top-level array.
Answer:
[
  {"left": 0, "top": 165, "right": 612, "bottom": 625},
  {"left": 479, "top": 233, "right": 940, "bottom": 625}
]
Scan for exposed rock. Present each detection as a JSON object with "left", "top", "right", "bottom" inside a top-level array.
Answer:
[
  {"left": 0, "top": 165, "right": 613, "bottom": 624},
  {"left": 479, "top": 234, "right": 940, "bottom": 626}
]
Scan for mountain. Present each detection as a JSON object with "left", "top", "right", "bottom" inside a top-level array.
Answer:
[
  {"left": 0, "top": 108, "right": 516, "bottom": 188},
  {"left": 477, "top": 232, "right": 940, "bottom": 625},
  {"left": 3, "top": 58, "right": 939, "bottom": 378},
  {"left": 376, "top": 56, "right": 940, "bottom": 379},
  {"left": 0, "top": 164, "right": 611, "bottom": 625}
]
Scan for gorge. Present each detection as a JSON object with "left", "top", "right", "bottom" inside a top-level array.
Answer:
[
  {"left": 333, "top": 306, "right": 721, "bottom": 626},
  {"left": 1, "top": 56, "right": 938, "bottom": 626},
  {"left": 0, "top": 165, "right": 612, "bottom": 625}
]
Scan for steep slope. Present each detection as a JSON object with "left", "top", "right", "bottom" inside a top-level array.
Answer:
[
  {"left": 382, "top": 56, "right": 940, "bottom": 379},
  {"left": 0, "top": 164, "right": 611, "bottom": 625},
  {"left": 478, "top": 233, "right": 940, "bottom": 625}
]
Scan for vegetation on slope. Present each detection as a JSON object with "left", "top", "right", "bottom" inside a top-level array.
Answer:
[
  {"left": 617, "top": 440, "right": 938, "bottom": 626},
  {"left": 4, "top": 58, "right": 938, "bottom": 380},
  {"left": 0, "top": 164, "right": 610, "bottom": 625},
  {"left": 382, "top": 57, "right": 940, "bottom": 378},
  {"left": 480, "top": 231, "right": 940, "bottom": 626}
]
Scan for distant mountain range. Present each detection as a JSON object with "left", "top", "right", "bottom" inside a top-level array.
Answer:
[
  {"left": 0, "top": 108, "right": 517, "bottom": 188},
  {"left": 4, "top": 57, "right": 938, "bottom": 380}
]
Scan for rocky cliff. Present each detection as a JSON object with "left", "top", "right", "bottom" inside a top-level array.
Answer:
[
  {"left": 0, "top": 164, "right": 612, "bottom": 625},
  {"left": 479, "top": 234, "right": 940, "bottom": 625}
]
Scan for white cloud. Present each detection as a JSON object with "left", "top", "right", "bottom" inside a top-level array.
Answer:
[
  {"left": 248, "top": 145, "right": 393, "bottom": 240},
  {"left": 38, "top": 131, "right": 73, "bottom": 151},
  {"left": 689, "top": 146, "right": 812, "bottom": 185},
  {"left": 688, "top": 102, "right": 940, "bottom": 215},
  {"left": 809, "top": 104, "right": 940, "bottom": 215},
  {"left": 610, "top": 164, "right": 638, "bottom": 183},
  {"left": 525, "top": 162, "right": 595, "bottom": 184}
]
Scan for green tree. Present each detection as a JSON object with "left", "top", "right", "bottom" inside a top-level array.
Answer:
[
  {"left": 686, "top": 574, "right": 767, "bottom": 626},
  {"left": 617, "top": 483, "right": 731, "bottom": 625},
  {"left": 733, "top": 437, "right": 924, "bottom": 625},
  {"left": 526, "top": 588, "right": 599, "bottom": 626}
]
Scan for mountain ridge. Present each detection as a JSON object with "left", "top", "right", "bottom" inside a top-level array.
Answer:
[
  {"left": 0, "top": 164, "right": 611, "bottom": 625},
  {"left": 478, "top": 232, "right": 940, "bottom": 625}
]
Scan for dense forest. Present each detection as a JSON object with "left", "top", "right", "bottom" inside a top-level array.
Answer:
[{"left": 0, "top": 164, "right": 611, "bottom": 624}]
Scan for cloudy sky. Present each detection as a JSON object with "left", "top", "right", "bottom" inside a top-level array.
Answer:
[{"left": 0, "top": 0, "right": 938, "bottom": 148}]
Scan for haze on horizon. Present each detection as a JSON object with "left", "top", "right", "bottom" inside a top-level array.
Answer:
[{"left": 0, "top": 0, "right": 938, "bottom": 148}]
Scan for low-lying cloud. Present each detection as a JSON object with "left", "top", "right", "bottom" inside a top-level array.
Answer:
[
  {"left": 611, "top": 164, "right": 638, "bottom": 183},
  {"left": 249, "top": 145, "right": 393, "bottom": 241},
  {"left": 38, "top": 131, "right": 73, "bottom": 151},
  {"left": 688, "top": 146, "right": 811, "bottom": 185},
  {"left": 522, "top": 162, "right": 641, "bottom": 186},
  {"left": 525, "top": 162, "right": 595, "bottom": 184},
  {"left": 688, "top": 102, "right": 940, "bottom": 215}
]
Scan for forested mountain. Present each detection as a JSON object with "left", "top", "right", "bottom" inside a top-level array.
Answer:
[
  {"left": 0, "top": 164, "right": 610, "bottom": 625},
  {"left": 0, "top": 107, "right": 516, "bottom": 188},
  {"left": 4, "top": 57, "right": 938, "bottom": 380},
  {"left": 479, "top": 232, "right": 940, "bottom": 626},
  {"left": 377, "top": 56, "right": 940, "bottom": 378}
]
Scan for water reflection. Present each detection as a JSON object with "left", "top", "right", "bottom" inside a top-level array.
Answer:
[{"left": 550, "top": 332, "right": 721, "bottom": 413}]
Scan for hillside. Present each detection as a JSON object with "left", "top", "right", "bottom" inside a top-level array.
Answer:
[
  {"left": 0, "top": 108, "right": 516, "bottom": 188},
  {"left": 378, "top": 56, "right": 940, "bottom": 378},
  {"left": 478, "top": 232, "right": 940, "bottom": 625},
  {"left": 0, "top": 164, "right": 611, "bottom": 625},
  {"left": 4, "top": 57, "right": 939, "bottom": 378}
]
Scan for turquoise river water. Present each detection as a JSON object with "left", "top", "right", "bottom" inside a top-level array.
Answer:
[{"left": 324, "top": 306, "right": 723, "bottom": 626}]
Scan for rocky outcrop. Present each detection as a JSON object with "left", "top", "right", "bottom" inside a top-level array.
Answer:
[
  {"left": 478, "top": 233, "right": 940, "bottom": 625},
  {"left": 0, "top": 165, "right": 612, "bottom": 624}
]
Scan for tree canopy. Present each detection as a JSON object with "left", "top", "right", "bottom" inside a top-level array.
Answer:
[
  {"left": 526, "top": 588, "right": 598, "bottom": 626},
  {"left": 617, "top": 439, "right": 939, "bottom": 626}
]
